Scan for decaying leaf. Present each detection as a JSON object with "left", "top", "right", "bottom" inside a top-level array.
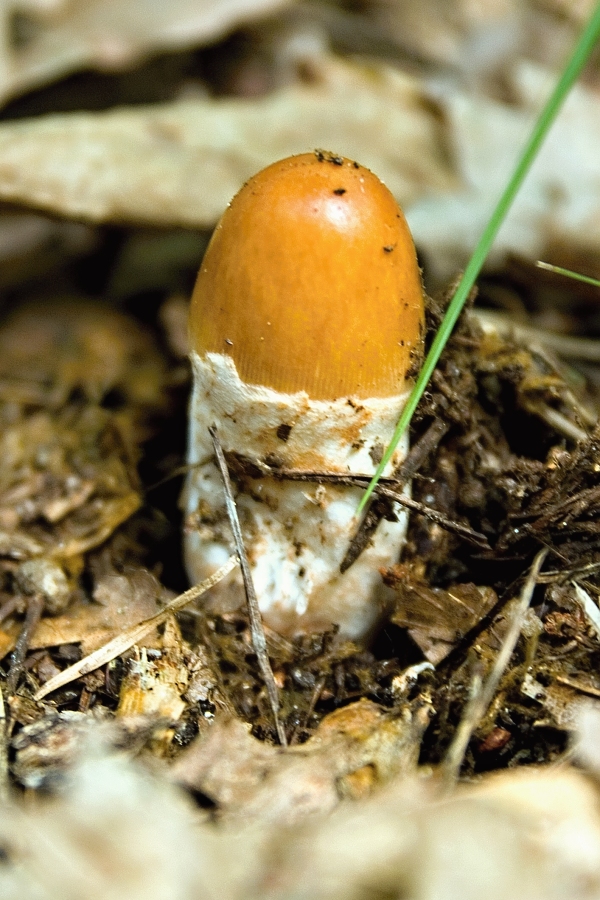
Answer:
[
  {"left": 0, "top": 299, "right": 169, "bottom": 574},
  {"left": 117, "top": 616, "right": 190, "bottom": 754},
  {"left": 8, "top": 740, "right": 600, "bottom": 900},
  {"left": 10, "top": 708, "right": 106, "bottom": 790},
  {"left": 0, "top": 52, "right": 597, "bottom": 284},
  {"left": 171, "top": 696, "right": 432, "bottom": 824},
  {"left": 410, "top": 62, "right": 600, "bottom": 280},
  {"left": 0, "top": 296, "right": 174, "bottom": 671},
  {"left": 258, "top": 765, "right": 600, "bottom": 900},
  {"left": 383, "top": 563, "right": 498, "bottom": 664},
  {"left": 0, "top": 58, "right": 454, "bottom": 227},
  {"left": 0, "top": 0, "right": 292, "bottom": 106},
  {"left": 29, "top": 566, "right": 164, "bottom": 655},
  {"left": 0, "top": 405, "right": 140, "bottom": 564},
  {"left": 0, "top": 299, "right": 168, "bottom": 412},
  {"left": 520, "top": 672, "right": 600, "bottom": 730}
]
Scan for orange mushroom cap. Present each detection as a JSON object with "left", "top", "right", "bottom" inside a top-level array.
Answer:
[{"left": 189, "top": 151, "right": 424, "bottom": 400}]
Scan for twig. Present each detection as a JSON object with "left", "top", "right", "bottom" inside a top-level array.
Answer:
[
  {"left": 522, "top": 400, "right": 589, "bottom": 443},
  {"left": 228, "top": 455, "right": 488, "bottom": 547},
  {"left": 7, "top": 592, "right": 44, "bottom": 694},
  {"left": 555, "top": 674, "right": 600, "bottom": 699},
  {"left": 34, "top": 556, "right": 238, "bottom": 701},
  {"left": 209, "top": 426, "right": 286, "bottom": 747},
  {"left": 288, "top": 675, "right": 326, "bottom": 746},
  {"left": 376, "top": 486, "right": 489, "bottom": 547},
  {"left": 341, "top": 418, "right": 450, "bottom": 572},
  {"left": 442, "top": 548, "right": 548, "bottom": 784}
]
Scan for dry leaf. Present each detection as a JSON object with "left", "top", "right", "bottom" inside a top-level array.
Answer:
[
  {"left": 521, "top": 672, "right": 600, "bottom": 730},
  {"left": 31, "top": 567, "right": 163, "bottom": 654},
  {"left": 0, "top": 299, "right": 171, "bottom": 590},
  {"left": 0, "top": 55, "right": 597, "bottom": 284},
  {"left": 0, "top": 58, "right": 454, "bottom": 227},
  {"left": 410, "top": 62, "right": 600, "bottom": 280},
  {"left": 117, "top": 617, "right": 189, "bottom": 737},
  {"left": 0, "top": 299, "right": 168, "bottom": 410},
  {"left": 3, "top": 734, "right": 600, "bottom": 899},
  {"left": 0, "top": 0, "right": 292, "bottom": 106},
  {"left": 258, "top": 767, "right": 600, "bottom": 900},
  {"left": 171, "top": 697, "right": 432, "bottom": 825}
]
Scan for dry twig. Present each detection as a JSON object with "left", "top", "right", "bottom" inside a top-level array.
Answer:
[
  {"left": 341, "top": 417, "right": 451, "bottom": 572},
  {"left": 209, "top": 426, "right": 286, "bottom": 747},
  {"left": 8, "top": 593, "right": 44, "bottom": 695},
  {"left": 442, "top": 548, "right": 548, "bottom": 783}
]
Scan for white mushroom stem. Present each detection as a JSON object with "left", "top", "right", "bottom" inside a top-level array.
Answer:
[{"left": 183, "top": 352, "right": 410, "bottom": 639}]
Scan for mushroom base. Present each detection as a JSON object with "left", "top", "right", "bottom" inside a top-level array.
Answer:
[{"left": 183, "top": 352, "right": 410, "bottom": 639}]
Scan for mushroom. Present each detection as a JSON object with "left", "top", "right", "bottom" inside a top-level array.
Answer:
[{"left": 184, "top": 151, "right": 424, "bottom": 639}]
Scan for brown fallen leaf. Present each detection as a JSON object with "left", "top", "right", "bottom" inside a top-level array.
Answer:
[
  {"left": 0, "top": 564, "right": 168, "bottom": 662},
  {"left": 31, "top": 567, "right": 164, "bottom": 656},
  {"left": 0, "top": 405, "right": 141, "bottom": 565},
  {"left": 32, "top": 556, "right": 238, "bottom": 701},
  {"left": 383, "top": 563, "right": 498, "bottom": 664},
  {"left": 521, "top": 672, "right": 600, "bottom": 731},
  {"left": 0, "top": 299, "right": 168, "bottom": 412},
  {"left": 409, "top": 63, "right": 600, "bottom": 281}
]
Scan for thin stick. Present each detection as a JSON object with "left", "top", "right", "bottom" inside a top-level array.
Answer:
[
  {"left": 34, "top": 556, "right": 238, "bottom": 701},
  {"left": 228, "top": 457, "right": 488, "bottom": 547},
  {"left": 209, "top": 426, "right": 286, "bottom": 746},
  {"left": 442, "top": 548, "right": 548, "bottom": 783},
  {"left": 376, "top": 486, "right": 489, "bottom": 547},
  {"left": 7, "top": 592, "right": 44, "bottom": 694},
  {"left": 572, "top": 583, "right": 600, "bottom": 640},
  {"left": 341, "top": 418, "right": 450, "bottom": 572},
  {"left": 474, "top": 309, "right": 600, "bottom": 362}
]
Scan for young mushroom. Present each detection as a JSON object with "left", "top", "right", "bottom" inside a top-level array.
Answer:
[{"left": 184, "top": 151, "right": 424, "bottom": 639}]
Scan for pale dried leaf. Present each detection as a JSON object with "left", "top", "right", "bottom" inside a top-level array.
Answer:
[
  {"left": 3, "top": 733, "right": 600, "bottom": 900},
  {"left": 33, "top": 556, "right": 238, "bottom": 700},
  {"left": 117, "top": 618, "right": 188, "bottom": 721},
  {"left": 0, "top": 0, "right": 292, "bottom": 105},
  {"left": 171, "top": 697, "right": 432, "bottom": 825},
  {"left": 0, "top": 58, "right": 454, "bottom": 227},
  {"left": 410, "top": 62, "right": 600, "bottom": 280},
  {"left": 264, "top": 767, "right": 600, "bottom": 900},
  {"left": 4, "top": 745, "right": 212, "bottom": 898},
  {"left": 521, "top": 672, "right": 600, "bottom": 730}
]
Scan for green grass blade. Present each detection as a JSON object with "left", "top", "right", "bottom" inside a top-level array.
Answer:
[
  {"left": 537, "top": 260, "right": 600, "bottom": 288},
  {"left": 358, "top": 2, "right": 600, "bottom": 515}
]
